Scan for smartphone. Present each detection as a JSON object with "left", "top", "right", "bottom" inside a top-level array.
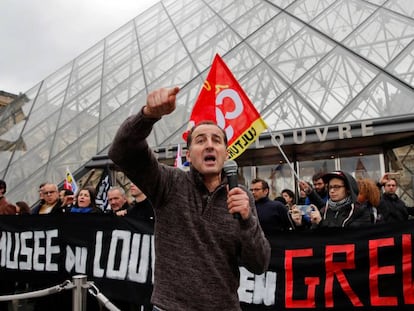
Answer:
[{"left": 296, "top": 205, "right": 312, "bottom": 216}]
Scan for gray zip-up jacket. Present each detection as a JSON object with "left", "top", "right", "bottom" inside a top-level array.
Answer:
[{"left": 108, "top": 110, "right": 270, "bottom": 311}]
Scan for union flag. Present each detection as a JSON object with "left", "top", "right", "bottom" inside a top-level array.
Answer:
[{"left": 183, "top": 54, "right": 267, "bottom": 159}]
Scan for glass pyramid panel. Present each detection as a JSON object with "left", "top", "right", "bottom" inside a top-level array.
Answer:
[
  {"left": 337, "top": 73, "right": 414, "bottom": 122},
  {"left": 385, "top": 0, "right": 414, "bottom": 19},
  {"left": 267, "top": 0, "right": 296, "bottom": 9},
  {"left": 101, "top": 69, "right": 146, "bottom": 120},
  {"left": 239, "top": 61, "right": 288, "bottom": 112},
  {"left": 246, "top": 12, "right": 303, "bottom": 59},
  {"left": 344, "top": 7, "right": 414, "bottom": 67},
  {"left": 181, "top": 15, "right": 228, "bottom": 54},
  {"left": 191, "top": 27, "right": 242, "bottom": 69},
  {"left": 261, "top": 90, "right": 325, "bottom": 132},
  {"left": 287, "top": 0, "right": 337, "bottom": 23},
  {"left": 311, "top": 0, "right": 376, "bottom": 42},
  {"left": 387, "top": 40, "right": 414, "bottom": 88},
  {"left": 229, "top": 1, "right": 280, "bottom": 38},
  {"left": 295, "top": 46, "right": 379, "bottom": 122},
  {"left": 217, "top": 0, "right": 260, "bottom": 25},
  {"left": 267, "top": 26, "right": 335, "bottom": 84}
]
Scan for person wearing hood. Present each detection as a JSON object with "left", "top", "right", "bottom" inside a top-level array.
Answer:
[{"left": 310, "top": 170, "right": 372, "bottom": 228}]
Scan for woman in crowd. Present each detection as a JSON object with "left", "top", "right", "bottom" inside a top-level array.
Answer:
[
  {"left": 310, "top": 170, "right": 372, "bottom": 228},
  {"left": 281, "top": 188, "right": 295, "bottom": 209},
  {"left": 357, "top": 178, "right": 381, "bottom": 223},
  {"left": 69, "top": 186, "right": 102, "bottom": 214},
  {"left": 16, "top": 201, "right": 31, "bottom": 215}
]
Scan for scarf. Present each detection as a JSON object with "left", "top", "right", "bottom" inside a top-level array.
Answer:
[
  {"left": 71, "top": 207, "right": 93, "bottom": 213},
  {"left": 327, "top": 196, "right": 352, "bottom": 211}
]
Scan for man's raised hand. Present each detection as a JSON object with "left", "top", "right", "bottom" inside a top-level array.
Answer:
[{"left": 143, "top": 86, "right": 180, "bottom": 118}]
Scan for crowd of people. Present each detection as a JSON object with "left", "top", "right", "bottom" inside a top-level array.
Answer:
[
  {"left": 1, "top": 85, "right": 413, "bottom": 311},
  {"left": 0, "top": 179, "right": 154, "bottom": 223},
  {"left": 253, "top": 171, "right": 414, "bottom": 234}
]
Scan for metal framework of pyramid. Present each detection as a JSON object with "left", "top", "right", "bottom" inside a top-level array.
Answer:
[{"left": 1, "top": 0, "right": 414, "bottom": 204}]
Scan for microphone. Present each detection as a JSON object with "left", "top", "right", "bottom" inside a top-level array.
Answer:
[{"left": 223, "top": 160, "right": 241, "bottom": 219}]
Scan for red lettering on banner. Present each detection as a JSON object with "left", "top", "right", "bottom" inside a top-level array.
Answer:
[
  {"left": 402, "top": 234, "right": 414, "bottom": 304},
  {"left": 325, "top": 244, "right": 363, "bottom": 307},
  {"left": 369, "top": 238, "right": 397, "bottom": 306},
  {"left": 285, "top": 249, "right": 320, "bottom": 308}
]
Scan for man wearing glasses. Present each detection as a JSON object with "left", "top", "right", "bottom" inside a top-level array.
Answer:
[
  {"left": 250, "top": 178, "right": 295, "bottom": 235},
  {"left": 31, "top": 183, "right": 63, "bottom": 214}
]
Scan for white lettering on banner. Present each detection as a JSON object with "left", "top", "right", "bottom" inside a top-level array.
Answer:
[
  {"left": 93, "top": 230, "right": 153, "bottom": 283},
  {"left": 66, "top": 245, "right": 88, "bottom": 274},
  {"left": 238, "top": 267, "right": 277, "bottom": 306},
  {"left": 216, "top": 88, "right": 243, "bottom": 141},
  {"left": 20, "top": 231, "right": 33, "bottom": 270},
  {"left": 93, "top": 231, "right": 105, "bottom": 277},
  {"left": 107, "top": 230, "right": 131, "bottom": 279},
  {"left": 267, "top": 121, "right": 374, "bottom": 146},
  {"left": 127, "top": 233, "right": 151, "bottom": 283},
  {"left": 0, "top": 230, "right": 59, "bottom": 272},
  {"left": 6, "top": 232, "right": 19, "bottom": 269}
]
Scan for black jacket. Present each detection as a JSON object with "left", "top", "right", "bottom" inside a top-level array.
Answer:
[{"left": 377, "top": 193, "right": 408, "bottom": 223}]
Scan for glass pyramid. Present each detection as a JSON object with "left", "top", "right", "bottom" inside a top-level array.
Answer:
[{"left": 1, "top": 0, "right": 414, "bottom": 205}]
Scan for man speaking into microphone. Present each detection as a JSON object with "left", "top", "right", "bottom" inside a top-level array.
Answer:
[{"left": 109, "top": 87, "right": 270, "bottom": 311}]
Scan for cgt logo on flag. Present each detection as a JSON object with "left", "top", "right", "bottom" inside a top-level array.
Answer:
[{"left": 183, "top": 54, "right": 267, "bottom": 160}]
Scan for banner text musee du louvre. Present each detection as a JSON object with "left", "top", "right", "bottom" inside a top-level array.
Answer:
[{"left": 0, "top": 229, "right": 153, "bottom": 283}]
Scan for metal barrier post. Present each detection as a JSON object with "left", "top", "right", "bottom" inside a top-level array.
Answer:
[{"left": 72, "top": 275, "right": 87, "bottom": 311}]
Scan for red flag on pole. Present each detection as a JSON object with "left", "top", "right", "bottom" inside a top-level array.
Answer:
[{"left": 183, "top": 54, "right": 267, "bottom": 160}]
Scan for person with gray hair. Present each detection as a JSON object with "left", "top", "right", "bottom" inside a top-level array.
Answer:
[{"left": 106, "top": 186, "right": 130, "bottom": 215}]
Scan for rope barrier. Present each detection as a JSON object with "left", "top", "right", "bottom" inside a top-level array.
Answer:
[
  {"left": 87, "top": 282, "right": 121, "bottom": 311},
  {"left": 0, "top": 277, "right": 121, "bottom": 311},
  {"left": 0, "top": 280, "right": 73, "bottom": 301}
]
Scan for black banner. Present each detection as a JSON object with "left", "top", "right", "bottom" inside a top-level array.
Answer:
[{"left": 1, "top": 215, "right": 413, "bottom": 310}]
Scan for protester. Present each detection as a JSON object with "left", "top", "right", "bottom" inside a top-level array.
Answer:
[
  {"left": 120, "top": 182, "right": 155, "bottom": 223},
  {"left": 251, "top": 178, "right": 298, "bottom": 234},
  {"left": 281, "top": 188, "right": 295, "bottom": 209},
  {"left": 59, "top": 189, "right": 75, "bottom": 212},
  {"left": 106, "top": 186, "right": 130, "bottom": 215},
  {"left": 0, "top": 179, "right": 16, "bottom": 215},
  {"left": 376, "top": 173, "right": 412, "bottom": 223},
  {"left": 15, "top": 201, "right": 31, "bottom": 215},
  {"left": 310, "top": 171, "right": 372, "bottom": 228},
  {"left": 357, "top": 178, "right": 381, "bottom": 223},
  {"left": 31, "top": 183, "right": 62, "bottom": 214},
  {"left": 30, "top": 182, "right": 46, "bottom": 214},
  {"left": 108, "top": 86, "right": 270, "bottom": 310},
  {"left": 69, "top": 186, "right": 101, "bottom": 214},
  {"left": 299, "top": 172, "right": 329, "bottom": 209}
]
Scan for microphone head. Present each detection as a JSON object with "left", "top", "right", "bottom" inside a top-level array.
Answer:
[{"left": 223, "top": 160, "right": 238, "bottom": 175}]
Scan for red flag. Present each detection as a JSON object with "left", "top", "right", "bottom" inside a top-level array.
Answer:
[{"left": 183, "top": 54, "right": 267, "bottom": 160}]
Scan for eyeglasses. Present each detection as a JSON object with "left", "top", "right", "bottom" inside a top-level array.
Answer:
[
  {"left": 250, "top": 188, "right": 263, "bottom": 192},
  {"left": 328, "top": 185, "right": 345, "bottom": 191},
  {"left": 43, "top": 191, "right": 57, "bottom": 195}
]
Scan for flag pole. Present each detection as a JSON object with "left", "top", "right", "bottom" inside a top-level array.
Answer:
[{"left": 268, "top": 130, "right": 301, "bottom": 181}]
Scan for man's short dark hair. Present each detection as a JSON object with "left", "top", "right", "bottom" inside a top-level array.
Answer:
[
  {"left": 251, "top": 178, "right": 269, "bottom": 191},
  {"left": 63, "top": 189, "right": 74, "bottom": 196},
  {"left": 312, "top": 172, "right": 325, "bottom": 182},
  {"left": 186, "top": 121, "right": 228, "bottom": 148}
]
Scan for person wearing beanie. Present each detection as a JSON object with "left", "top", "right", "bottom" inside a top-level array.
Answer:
[{"left": 309, "top": 170, "right": 373, "bottom": 228}]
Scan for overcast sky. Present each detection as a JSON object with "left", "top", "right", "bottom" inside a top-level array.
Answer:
[{"left": 0, "top": 0, "right": 158, "bottom": 95}]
